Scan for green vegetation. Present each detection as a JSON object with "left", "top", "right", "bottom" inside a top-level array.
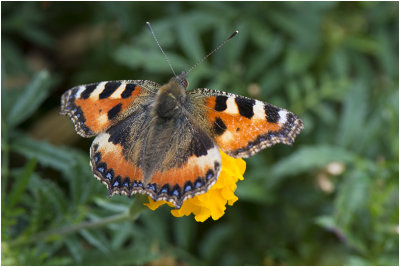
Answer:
[{"left": 2, "top": 2, "right": 398, "bottom": 265}]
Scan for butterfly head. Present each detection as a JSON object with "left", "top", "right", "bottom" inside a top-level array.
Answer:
[{"left": 172, "top": 71, "right": 189, "bottom": 89}]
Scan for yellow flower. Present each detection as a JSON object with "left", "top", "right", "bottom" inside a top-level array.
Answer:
[{"left": 144, "top": 150, "right": 246, "bottom": 222}]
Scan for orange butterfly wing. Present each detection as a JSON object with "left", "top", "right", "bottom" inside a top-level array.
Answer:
[
  {"left": 191, "top": 88, "right": 304, "bottom": 158},
  {"left": 60, "top": 80, "right": 159, "bottom": 137}
]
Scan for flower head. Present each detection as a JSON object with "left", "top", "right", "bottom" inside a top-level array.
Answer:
[{"left": 145, "top": 150, "right": 246, "bottom": 222}]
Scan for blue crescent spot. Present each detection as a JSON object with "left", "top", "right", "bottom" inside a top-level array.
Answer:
[
  {"left": 195, "top": 179, "right": 203, "bottom": 189},
  {"left": 184, "top": 184, "right": 192, "bottom": 193}
]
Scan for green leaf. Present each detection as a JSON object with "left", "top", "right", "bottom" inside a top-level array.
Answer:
[
  {"left": 334, "top": 170, "right": 370, "bottom": 228},
  {"left": 81, "top": 244, "right": 157, "bottom": 265},
  {"left": 20, "top": 26, "right": 55, "bottom": 48},
  {"left": 332, "top": 169, "right": 372, "bottom": 254},
  {"left": 93, "top": 197, "right": 129, "bottom": 213},
  {"left": 375, "top": 28, "right": 398, "bottom": 78},
  {"left": 114, "top": 46, "right": 189, "bottom": 73},
  {"left": 80, "top": 229, "right": 110, "bottom": 254},
  {"left": 27, "top": 175, "right": 53, "bottom": 235},
  {"left": 32, "top": 175, "right": 68, "bottom": 214},
  {"left": 173, "top": 216, "right": 196, "bottom": 250},
  {"left": 336, "top": 79, "right": 368, "bottom": 149},
  {"left": 6, "top": 70, "right": 53, "bottom": 128},
  {"left": 6, "top": 158, "right": 37, "bottom": 209},
  {"left": 236, "top": 180, "right": 273, "bottom": 204},
  {"left": 265, "top": 4, "right": 320, "bottom": 47},
  {"left": 140, "top": 209, "right": 169, "bottom": 242},
  {"left": 283, "top": 45, "right": 316, "bottom": 75},
  {"left": 64, "top": 235, "right": 84, "bottom": 263},
  {"left": 269, "top": 145, "right": 356, "bottom": 179},
  {"left": 10, "top": 135, "right": 76, "bottom": 174},
  {"left": 67, "top": 151, "right": 96, "bottom": 206},
  {"left": 109, "top": 222, "right": 133, "bottom": 249},
  {"left": 314, "top": 215, "right": 337, "bottom": 229},
  {"left": 247, "top": 36, "right": 283, "bottom": 80},
  {"left": 2, "top": 39, "right": 30, "bottom": 77},
  {"left": 199, "top": 224, "right": 232, "bottom": 261},
  {"left": 176, "top": 18, "right": 204, "bottom": 61}
]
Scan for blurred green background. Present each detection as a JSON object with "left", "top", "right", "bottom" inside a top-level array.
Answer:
[{"left": 2, "top": 1, "right": 398, "bottom": 265}]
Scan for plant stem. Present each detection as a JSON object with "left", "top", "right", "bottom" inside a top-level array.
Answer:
[{"left": 43, "top": 212, "right": 130, "bottom": 239}]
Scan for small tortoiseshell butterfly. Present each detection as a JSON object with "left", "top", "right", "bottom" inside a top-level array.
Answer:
[{"left": 60, "top": 24, "right": 304, "bottom": 208}]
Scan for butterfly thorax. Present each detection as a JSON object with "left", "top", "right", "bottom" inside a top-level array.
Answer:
[{"left": 154, "top": 73, "right": 188, "bottom": 119}]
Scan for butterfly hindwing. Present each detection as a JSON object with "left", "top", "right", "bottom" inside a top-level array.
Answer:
[
  {"left": 190, "top": 88, "right": 304, "bottom": 158},
  {"left": 148, "top": 126, "right": 222, "bottom": 208},
  {"left": 60, "top": 80, "right": 159, "bottom": 137}
]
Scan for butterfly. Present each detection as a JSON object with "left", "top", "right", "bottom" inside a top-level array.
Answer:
[{"left": 60, "top": 26, "right": 304, "bottom": 209}]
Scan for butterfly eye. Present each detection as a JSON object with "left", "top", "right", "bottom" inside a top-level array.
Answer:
[
  {"left": 181, "top": 78, "right": 188, "bottom": 89},
  {"left": 174, "top": 72, "right": 188, "bottom": 89}
]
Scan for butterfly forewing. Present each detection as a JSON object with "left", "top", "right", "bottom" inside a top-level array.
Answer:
[
  {"left": 60, "top": 80, "right": 159, "bottom": 137},
  {"left": 190, "top": 88, "right": 304, "bottom": 158}
]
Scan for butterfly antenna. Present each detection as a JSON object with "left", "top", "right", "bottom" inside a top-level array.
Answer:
[
  {"left": 146, "top": 22, "right": 177, "bottom": 77},
  {"left": 186, "top": 30, "right": 239, "bottom": 75}
]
